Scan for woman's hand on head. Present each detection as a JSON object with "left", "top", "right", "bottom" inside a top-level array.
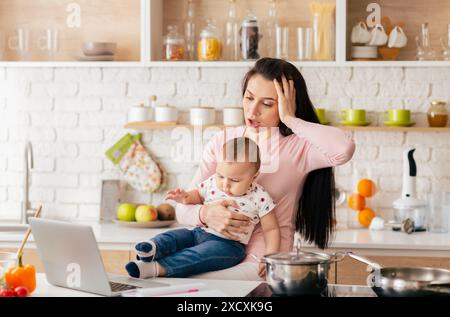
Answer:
[
  {"left": 273, "top": 75, "right": 297, "bottom": 126},
  {"left": 199, "top": 199, "right": 252, "bottom": 241}
]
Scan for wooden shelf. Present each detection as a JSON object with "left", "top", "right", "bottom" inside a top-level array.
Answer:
[
  {"left": 1, "top": 60, "right": 450, "bottom": 68},
  {"left": 125, "top": 121, "right": 237, "bottom": 130},
  {"left": 125, "top": 121, "right": 450, "bottom": 133},
  {"left": 340, "top": 126, "right": 450, "bottom": 132}
]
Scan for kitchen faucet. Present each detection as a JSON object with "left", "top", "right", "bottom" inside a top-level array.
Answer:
[{"left": 21, "top": 141, "right": 34, "bottom": 225}]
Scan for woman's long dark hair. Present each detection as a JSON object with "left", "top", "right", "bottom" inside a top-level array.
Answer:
[{"left": 242, "top": 57, "right": 335, "bottom": 249}]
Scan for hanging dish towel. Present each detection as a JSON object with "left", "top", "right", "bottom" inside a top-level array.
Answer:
[{"left": 105, "top": 133, "right": 164, "bottom": 193}]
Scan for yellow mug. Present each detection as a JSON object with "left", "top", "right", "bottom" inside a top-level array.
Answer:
[
  {"left": 384, "top": 109, "right": 411, "bottom": 123},
  {"left": 340, "top": 109, "right": 367, "bottom": 123},
  {"left": 315, "top": 108, "right": 327, "bottom": 124}
]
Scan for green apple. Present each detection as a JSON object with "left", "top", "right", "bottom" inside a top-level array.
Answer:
[
  {"left": 135, "top": 205, "right": 158, "bottom": 222},
  {"left": 117, "top": 203, "right": 137, "bottom": 221}
]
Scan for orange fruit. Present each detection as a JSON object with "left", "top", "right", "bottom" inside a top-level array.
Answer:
[
  {"left": 348, "top": 193, "right": 366, "bottom": 211},
  {"left": 357, "top": 179, "right": 377, "bottom": 198},
  {"left": 358, "top": 208, "right": 376, "bottom": 228}
]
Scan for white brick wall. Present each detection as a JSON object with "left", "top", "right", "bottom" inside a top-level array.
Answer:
[{"left": 0, "top": 66, "right": 449, "bottom": 221}]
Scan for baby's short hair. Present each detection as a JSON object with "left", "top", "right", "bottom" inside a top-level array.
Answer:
[{"left": 221, "top": 137, "right": 261, "bottom": 172}]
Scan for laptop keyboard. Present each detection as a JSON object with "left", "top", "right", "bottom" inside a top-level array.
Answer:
[{"left": 109, "top": 281, "right": 140, "bottom": 292}]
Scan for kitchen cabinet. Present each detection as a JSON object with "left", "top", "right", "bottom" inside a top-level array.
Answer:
[
  {"left": 0, "top": 0, "right": 141, "bottom": 63},
  {"left": 1, "top": 0, "right": 449, "bottom": 67},
  {"left": 336, "top": 255, "right": 450, "bottom": 285},
  {"left": 347, "top": 0, "right": 450, "bottom": 62}
]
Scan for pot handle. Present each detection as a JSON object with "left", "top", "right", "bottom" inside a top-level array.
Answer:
[
  {"left": 347, "top": 252, "right": 383, "bottom": 270},
  {"left": 329, "top": 251, "right": 346, "bottom": 263}
]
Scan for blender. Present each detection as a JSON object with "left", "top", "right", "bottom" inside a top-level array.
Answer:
[{"left": 392, "top": 148, "right": 428, "bottom": 231}]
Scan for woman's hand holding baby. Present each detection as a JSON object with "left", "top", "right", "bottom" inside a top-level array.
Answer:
[{"left": 200, "top": 200, "right": 252, "bottom": 241}]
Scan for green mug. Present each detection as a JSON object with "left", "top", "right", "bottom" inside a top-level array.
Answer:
[
  {"left": 340, "top": 109, "right": 366, "bottom": 123},
  {"left": 384, "top": 109, "right": 411, "bottom": 123},
  {"left": 315, "top": 108, "right": 327, "bottom": 124}
]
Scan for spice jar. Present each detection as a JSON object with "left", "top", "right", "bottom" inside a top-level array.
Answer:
[
  {"left": 240, "top": 12, "right": 261, "bottom": 60},
  {"left": 198, "top": 19, "right": 222, "bottom": 61},
  {"left": 163, "top": 25, "right": 185, "bottom": 61},
  {"left": 427, "top": 101, "right": 448, "bottom": 127}
]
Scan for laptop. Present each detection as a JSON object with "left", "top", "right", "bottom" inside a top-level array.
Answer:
[{"left": 29, "top": 217, "right": 169, "bottom": 296}]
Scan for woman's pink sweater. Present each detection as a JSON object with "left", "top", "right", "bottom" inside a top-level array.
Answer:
[{"left": 176, "top": 117, "right": 356, "bottom": 262}]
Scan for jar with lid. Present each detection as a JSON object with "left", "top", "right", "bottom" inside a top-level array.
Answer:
[
  {"left": 427, "top": 101, "right": 448, "bottom": 127},
  {"left": 197, "top": 19, "right": 222, "bottom": 61},
  {"left": 240, "top": 11, "right": 262, "bottom": 60},
  {"left": 163, "top": 25, "right": 185, "bottom": 61}
]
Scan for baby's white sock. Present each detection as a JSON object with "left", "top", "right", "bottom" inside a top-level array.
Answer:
[{"left": 125, "top": 260, "right": 159, "bottom": 279}]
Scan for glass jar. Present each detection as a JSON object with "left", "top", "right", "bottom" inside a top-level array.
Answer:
[
  {"left": 184, "top": 0, "right": 196, "bottom": 61},
  {"left": 264, "top": 0, "right": 278, "bottom": 58},
  {"left": 309, "top": 2, "right": 336, "bottom": 61},
  {"left": 427, "top": 101, "right": 449, "bottom": 127},
  {"left": 163, "top": 25, "right": 185, "bottom": 61},
  {"left": 198, "top": 19, "right": 222, "bottom": 61},
  {"left": 224, "top": 0, "right": 240, "bottom": 61},
  {"left": 240, "top": 12, "right": 261, "bottom": 61}
]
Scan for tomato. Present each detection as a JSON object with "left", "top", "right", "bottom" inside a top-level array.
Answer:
[
  {"left": 14, "top": 286, "right": 29, "bottom": 297},
  {"left": 0, "top": 288, "right": 15, "bottom": 297}
]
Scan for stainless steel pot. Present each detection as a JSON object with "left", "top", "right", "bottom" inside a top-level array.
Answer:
[
  {"left": 348, "top": 252, "right": 450, "bottom": 297},
  {"left": 262, "top": 251, "right": 346, "bottom": 296}
]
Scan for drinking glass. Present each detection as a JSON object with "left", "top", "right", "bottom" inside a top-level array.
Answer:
[
  {"left": 275, "top": 26, "right": 289, "bottom": 59},
  {"left": 297, "top": 27, "right": 313, "bottom": 60},
  {"left": 9, "top": 28, "right": 30, "bottom": 60},
  {"left": 416, "top": 23, "right": 436, "bottom": 61},
  {"left": 39, "top": 28, "right": 59, "bottom": 60},
  {"left": 0, "top": 31, "right": 5, "bottom": 60},
  {"left": 427, "top": 192, "right": 450, "bottom": 233}
]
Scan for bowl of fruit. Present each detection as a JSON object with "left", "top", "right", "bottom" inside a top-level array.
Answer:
[{"left": 113, "top": 203, "right": 176, "bottom": 228}]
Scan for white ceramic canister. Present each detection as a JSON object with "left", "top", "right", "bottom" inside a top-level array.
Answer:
[
  {"left": 128, "top": 103, "right": 151, "bottom": 122},
  {"left": 223, "top": 107, "right": 244, "bottom": 126},
  {"left": 190, "top": 107, "right": 216, "bottom": 126},
  {"left": 154, "top": 105, "right": 178, "bottom": 122}
]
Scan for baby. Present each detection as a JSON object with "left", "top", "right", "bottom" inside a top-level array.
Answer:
[{"left": 125, "top": 137, "right": 280, "bottom": 279}]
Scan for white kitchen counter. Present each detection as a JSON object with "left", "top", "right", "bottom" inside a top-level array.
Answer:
[
  {"left": 32, "top": 273, "right": 260, "bottom": 297},
  {"left": 1, "top": 221, "right": 450, "bottom": 257}
]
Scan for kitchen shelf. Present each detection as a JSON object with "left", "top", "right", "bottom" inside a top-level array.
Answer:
[
  {"left": 346, "top": 0, "right": 450, "bottom": 62},
  {"left": 0, "top": 62, "right": 144, "bottom": 68},
  {"left": 1, "top": 60, "right": 450, "bottom": 68},
  {"left": 125, "top": 121, "right": 238, "bottom": 130},
  {"left": 125, "top": 121, "right": 450, "bottom": 133},
  {"left": 0, "top": 0, "right": 142, "bottom": 62},
  {"left": 1, "top": 0, "right": 449, "bottom": 68},
  {"left": 340, "top": 126, "right": 450, "bottom": 132}
]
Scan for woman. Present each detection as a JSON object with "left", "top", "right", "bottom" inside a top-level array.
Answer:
[{"left": 176, "top": 58, "right": 355, "bottom": 281}]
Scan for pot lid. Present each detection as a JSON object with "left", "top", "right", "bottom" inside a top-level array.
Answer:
[{"left": 263, "top": 251, "right": 331, "bottom": 265}]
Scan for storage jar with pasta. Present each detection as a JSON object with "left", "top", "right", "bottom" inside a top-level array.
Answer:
[
  {"left": 198, "top": 19, "right": 222, "bottom": 61},
  {"left": 309, "top": 2, "right": 336, "bottom": 61}
]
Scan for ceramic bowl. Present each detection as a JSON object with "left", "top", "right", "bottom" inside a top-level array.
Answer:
[{"left": 82, "top": 42, "right": 117, "bottom": 56}]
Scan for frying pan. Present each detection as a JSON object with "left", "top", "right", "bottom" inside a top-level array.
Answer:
[{"left": 347, "top": 252, "right": 450, "bottom": 297}]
